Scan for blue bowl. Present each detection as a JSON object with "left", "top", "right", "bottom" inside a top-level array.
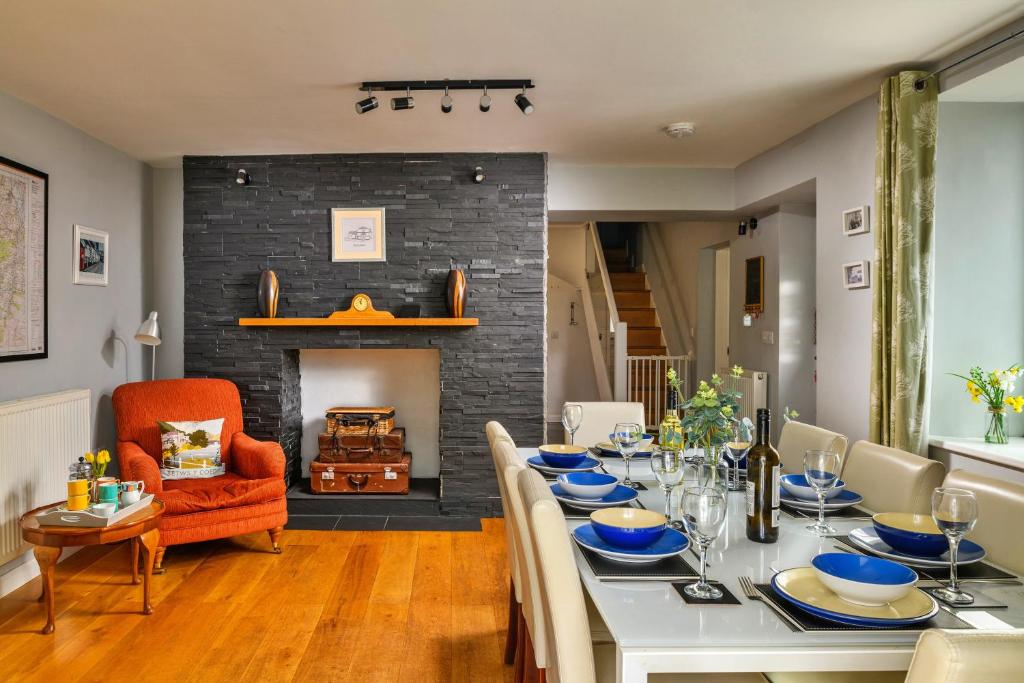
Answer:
[
  {"left": 589, "top": 508, "right": 666, "bottom": 549},
  {"left": 538, "top": 444, "right": 588, "bottom": 468},
  {"left": 780, "top": 473, "right": 846, "bottom": 501},
  {"left": 872, "top": 513, "right": 947, "bottom": 557},
  {"left": 812, "top": 553, "right": 917, "bottom": 606},
  {"left": 556, "top": 471, "right": 618, "bottom": 500}
]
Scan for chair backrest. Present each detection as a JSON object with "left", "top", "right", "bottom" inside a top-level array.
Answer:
[
  {"left": 518, "top": 467, "right": 596, "bottom": 683},
  {"left": 494, "top": 441, "right": 547, "bottom": 668},
  {"left": 112, "top": 378, "right": 245, "bottom": 466},
  {"left": 777, "top": 420, "right": 849, "bottom": 474},
  {"left": 943, "top": 469, "right": 1024, "bottom": 575},
  {"left": 485, "top": 421, "right": 521, "bottom": 603},
  {"left": 566, "top": 401, "right": 646, "bottom": 447},
  {"left": 905, "top": 628, "right": 1024, "bottom": 682},
  {"left": 841, "top": 440, "right": 945, "bottom": 514}
]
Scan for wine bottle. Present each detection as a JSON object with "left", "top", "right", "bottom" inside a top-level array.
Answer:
[
  {"left": 745, "top": 408, "right": 780, "bottom": 543},
  {"left": 659, "top": 387, "right": 684, "bottom": 452}
]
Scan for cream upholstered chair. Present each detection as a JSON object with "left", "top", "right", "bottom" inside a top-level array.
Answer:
[
  {"left": 776, "top": 420, "right": 849, "bottom": 474},
  {"left": 942, "top": 469, "right": 1024, "bottom": 575},
  {"left": 566, "top": 402, "right": 646, "bottom": 448},
  {"left": 904, "top": 629, "right": 1024, "bottom": 682},
  {"left": 518, "top": 466, "right": 767, "bottom": 683},
  {"left": 486, "top": 421, "right": 522, "bottom": 666},
  {"left": 840, "top": 441, "right": 945, "bottom": 514}
]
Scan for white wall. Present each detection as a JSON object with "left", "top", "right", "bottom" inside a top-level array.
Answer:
[
  {"left": 151, "top": 168, "right": 184, "bottom": 379},
  {"left": 735, "top": 96, "right": 877, "bottom": 443},
  {"left": 298, "top": 349, "right": 440, "bottom": 478},
  {"left": 549, "top": 164, "right": 734, "bottom": 212},
  {"left": 931, "top": 102, "right": 1024, "bottom": 437},
  {"left": 777, "top": 212, "right": 817, "bottom": 428}
]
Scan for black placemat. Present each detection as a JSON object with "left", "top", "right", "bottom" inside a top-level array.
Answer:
[
  {"left": 672, "top": 582, "right": 741, "bottom": 605},
  {"left": 577, "top": 545, "right": 699, "bottom": 581},
  {"left": 924, "top": 587, "right": 1009, "bottom": 609},
  {"left": 835, "top": 537, "right": 1019, "bottom": 582},
  {"left": 751, "top": 583, "right": 972, "bottom": 633},
  {"left": 781, "top": 503, "right": 872, "bottom": 520}
]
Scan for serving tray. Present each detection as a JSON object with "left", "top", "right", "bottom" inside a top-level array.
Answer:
[{"left": 35, "top": 494, "right": 155, "bottom": 528}]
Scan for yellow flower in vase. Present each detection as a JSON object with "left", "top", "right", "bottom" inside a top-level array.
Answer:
[{"left": 1005, "top": 396, "right": 1024, "bottom": 414}]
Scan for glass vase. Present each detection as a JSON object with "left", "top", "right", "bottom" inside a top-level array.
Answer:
[{"left": 985, "top": 408, "right": 1008, "bottom": 444}]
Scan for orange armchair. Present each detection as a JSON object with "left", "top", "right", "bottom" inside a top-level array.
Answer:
[{"left": 113, "top": 378, "right": 288, "bottom": 569}]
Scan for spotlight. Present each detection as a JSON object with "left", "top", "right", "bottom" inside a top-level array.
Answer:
[
  {"left": 391, "top": 87, "right": 414, "bottom": 111},
  {"left": 749, "top": 217, "right": 758, "bottom": 232},
  {"left": 514, "top": 87, "right": 533, "bottom": 115},
  {"left": 473, "top": 167, "right": 485, "bottom": 184},
  {"left": 738, "top": 221, "right": 747, "bottom": 236},
  {"left": 236, "top": 169, "right": 250, "bottom": 185},
  {"left": 479, "top": 86, "right": 491, "bottom": 112},
  {"left": 355, "top": 88, "right": 378, "bottom": 114},
  {"left": 441, "top": 86, "right": 453, "bottom": 114}
]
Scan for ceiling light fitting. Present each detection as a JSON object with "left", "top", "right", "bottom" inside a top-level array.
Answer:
[
  {"left": 515, "top": 86, "right": 533, "bottom": 115},
  {"left": 479, "top": 86, "right": 491, "bottom": 112},
  {"left": 391, "top": 87, "right": 414, "bottom": 111},
  {"left": 441, "top": 86, "right": 453, "bottom": 113},
  {"left": 357, "top": 79, "right": 534, "bottom": 115},
  {"left": 355, "top": 87, "right": 379, "bottom": 114},
  {"left": 664, "top": 122, "right": 696, "bottom": 138}
]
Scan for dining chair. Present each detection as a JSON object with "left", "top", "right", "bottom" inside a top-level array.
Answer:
[
  {"left": 840, "top": 441, "right": 945, "bottom": 514},
  {"left": 904, "top": 628, "right": 1024, "bottom": 682},
  {"left": 942, "top": 469, "right": 1024, "bottom": 575},
  {"left": 565, "top": 401, "right": 646, "bottom": 448},
  {"left": 517, "top": 467, "right": 768, "bottom": 683},
  {"left": 776, "top": 420, "right": 849, "bottom": 474},
  {"left": 486, "top": 421, "right": 522, "bottom": 667}
]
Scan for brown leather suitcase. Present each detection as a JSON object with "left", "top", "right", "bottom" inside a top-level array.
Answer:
[
  {"left": 310, "top": 453, "right": 411, "bottom": 494},
  {"left": 317, "top": 428, "right": 405, "bottom": 463}
]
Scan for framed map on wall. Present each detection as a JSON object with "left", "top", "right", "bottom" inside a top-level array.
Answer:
[{"left": 0, "top": 156, "right": 47, "bottom": 362}]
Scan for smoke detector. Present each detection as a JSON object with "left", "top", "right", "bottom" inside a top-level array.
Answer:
[{"left": 664, "top": 122, "right": 696, "bottom": 138}]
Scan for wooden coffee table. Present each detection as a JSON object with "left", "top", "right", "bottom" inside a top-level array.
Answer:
[{"left": 19, "top": 499, "right": 164, "bottom": 634}]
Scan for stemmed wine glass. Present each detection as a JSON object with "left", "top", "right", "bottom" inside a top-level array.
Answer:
[
  {"left": 650, "top": 450, "right": 685, "bottom": 529},
  {"left": 562, "top": 403, "right": 583, "bottom": 445},
  {"left": 680, "top": 486, "right": 728, "bottom": 599},
  {"left": 931, "top": 487, "right": 979, "bottom": 605},
  {"left": 803, "top": 450, "right": 842, "bottom": 536},
  {"left": 723, "top": 421, "right": 752, "bottom": 492},
  {"left": 612, "top": 423, "right": 642, "bottom": 489}
]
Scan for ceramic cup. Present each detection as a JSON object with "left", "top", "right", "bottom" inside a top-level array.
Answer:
[
  {"left": 66, "top": 479, "right": 90, "bottom": 497},
  {"left": 91, "top": 502, "right": 117, "bottom": 518},
  {"left": 97, "top": 482, "right": 120, "bottom": 509},
  {"left": 92, "top": 476, "right": 118, "bottom": 502},
  {"left": 66, "top": 494, "right": 91, "bottom": 511}
]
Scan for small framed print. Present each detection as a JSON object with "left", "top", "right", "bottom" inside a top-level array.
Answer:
[
  {"left": 842, "top": 206, "right": 869, "bottom": 236},
  {"left": 331, "top": 208, "right": 386, "bottom": 262},
  {"left": 842, "top": 260, "right": 870, "bottom": 290},
  {"left": 73, "top": 224, "right": 108, "bottom": 286}
]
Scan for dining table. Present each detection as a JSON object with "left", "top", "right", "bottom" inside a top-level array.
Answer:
[{"left": 516, "top": 447, "right": 1024, "bottom": 683}]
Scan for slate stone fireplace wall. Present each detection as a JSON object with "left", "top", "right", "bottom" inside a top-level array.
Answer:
[{"left": 182, "top": 153, "right": 546, "bottom": 516}]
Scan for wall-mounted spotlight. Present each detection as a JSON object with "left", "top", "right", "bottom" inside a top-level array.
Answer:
[
  {"left": 749, "top": 217, "right": 758, "bottom": 232},
  {"left": 738, "top": 221, "right": 747, "bottom": 236},
  {"left": 473, "top": 167, "right": 485, "bottom": 184},
  {"left": 441, "top": 86, "right": 453, "bottom": 113},
  {"left": 515, "top": 86, "right": 534, "bottom": 115},
  {"left": 391, "top": 87, "right": 415, "bottom": 111},
  {"left": 355, "top": 87, "right": 379, "bottom": 114},
  {"left": 236, "top": 169, "right": 251, "bottom": 185},
  {"left": 479, "top": 86, "right": 491, "bottom": 112}
]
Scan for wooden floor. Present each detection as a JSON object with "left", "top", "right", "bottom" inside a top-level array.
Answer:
[{"left": 0, "top": 519, "right": 514, "bottom": 683}]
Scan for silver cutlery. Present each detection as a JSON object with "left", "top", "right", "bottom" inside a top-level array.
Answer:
[{"left": 738, "top": 576, "right": 802, "bottom": 631}]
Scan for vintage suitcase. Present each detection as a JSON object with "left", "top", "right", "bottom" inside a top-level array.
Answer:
[
  {"left": 325, "top": 406, "right": 395, "bottom": 435},
  {"left": 317, "top": 427, "right": 405, "bottom": 463},
  {"left": 310, "top": 453, "right": 411, "bottom": 494}
]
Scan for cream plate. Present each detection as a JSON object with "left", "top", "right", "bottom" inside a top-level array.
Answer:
[{"left": 773, "top": 567, "right": 937, "bottom": 622}]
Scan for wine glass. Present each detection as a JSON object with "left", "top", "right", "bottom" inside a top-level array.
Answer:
[
  {"left": 680, "top": 486, "right": 728, "bottom": 599},
  {"left": 931, "top": 487, "right": 979, "bottom": 605},
  {"left": 612, "top": 423, "right": 642, "bottom": 489},
  {"left": 803, "top": 450, "right": 842, "bottom": 536},
  {"left": 562, "top": 403, "right": 583, "bottom": 445},
  {"left": 723, "top": 421, "right": 751, "bottom": 492},
  {"left": 650, "top": 450, "right": 685, "bottom": 529}
]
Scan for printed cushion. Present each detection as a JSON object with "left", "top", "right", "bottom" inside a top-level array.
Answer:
[{"left": 158, "top": 418, "right": 226, "bottom": 479}]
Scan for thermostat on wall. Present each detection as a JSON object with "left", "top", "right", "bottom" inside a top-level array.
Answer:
[{"left": 743, "top": 314, "right": 753, "bottom": 327}]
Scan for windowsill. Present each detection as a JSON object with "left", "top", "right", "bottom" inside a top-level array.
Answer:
[{"left": 928, "top": 436, "right": 1024, "bottom": 472}]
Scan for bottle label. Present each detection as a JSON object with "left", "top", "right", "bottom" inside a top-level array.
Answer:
[
  {"left": 771, "top": 465, "right": 780, "bottom": 508},
  {"left": 771, "top": 507, "right": 779, "bottom": 528},
  {"left": 745, "top": 481, "right": 755, "bottom": 517}
]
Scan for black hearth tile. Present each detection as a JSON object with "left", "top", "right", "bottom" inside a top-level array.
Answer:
[
  {"left": 384, "top": 516, "right": 482, "bottom": 532},
  {"left": 333, "top": 515, "right": 389, "bottom": 531},
  {"left": 285, "top": 515, "right": 341, "bottom": 531}
]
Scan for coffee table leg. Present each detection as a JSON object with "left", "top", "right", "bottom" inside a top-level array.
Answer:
[
  {"left": 33, "top": 546, "right": 61, "bottom": 634},
  {"left": 131, "top": 537, "right": 140, "bottom": 585},
  {"left": 138, "top": 529, "right": 159, "bottom": 615}
]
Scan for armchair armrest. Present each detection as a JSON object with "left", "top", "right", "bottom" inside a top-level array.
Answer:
[
  {"left": 116, "top": 441, "right": 163, "bottom": 494},
  {"left": 231, "top": 432, "right": 286, "bottom": 480}
]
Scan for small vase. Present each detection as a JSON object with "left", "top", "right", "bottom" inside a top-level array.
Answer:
[
  {"left": 985, "top": 407, "right": 1008, "bottom": 444},
  {"left": 257, "top": 269, "right": 280, "bottom": 318},
  {"left": 446, "top": 268, "right": 468, "bottom": 318}
]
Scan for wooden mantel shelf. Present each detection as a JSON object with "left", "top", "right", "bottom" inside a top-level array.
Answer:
[{"left": 239, "top": 316, "right": 478, "bottom": 327}]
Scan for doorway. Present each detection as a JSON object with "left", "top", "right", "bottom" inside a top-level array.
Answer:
[{"left": 713, "top": 246, "right": 730, "bottom": 372}]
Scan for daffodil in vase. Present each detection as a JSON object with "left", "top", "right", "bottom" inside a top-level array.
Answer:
[
  {"left": 84, "top": 449, "right": 112, "bottom": 501},
  {"left": 951, "top": 366, "right": 1023, "bottom": 444}
]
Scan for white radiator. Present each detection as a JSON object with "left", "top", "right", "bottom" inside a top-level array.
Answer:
[
  {"left": 0, "top": 389, "right": 91, "bottom": 565},
  {"left": 720, "top": 370, "right": 768, "bottom": 424}
]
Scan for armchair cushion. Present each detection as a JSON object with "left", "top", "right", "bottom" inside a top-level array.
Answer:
[
  {"left": 161, "top": 473, "right": 286, "bottom": 516},
  {"left": 231, "top": 432, "right": 286, "bottom": 480},
  {"left": 117, "top": 441, "right": 163, "bottom": 494}
]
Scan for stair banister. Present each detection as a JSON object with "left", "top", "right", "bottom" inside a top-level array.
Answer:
[{"left": 584, "top": 222, "right": 628, "bottom": 400}]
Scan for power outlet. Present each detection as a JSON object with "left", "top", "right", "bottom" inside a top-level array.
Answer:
[{"left": 761, "top": 331, "right": 775, "bottom": 345}]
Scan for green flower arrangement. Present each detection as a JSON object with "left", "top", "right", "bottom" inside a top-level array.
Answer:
[{"left": 677, "top": 365, "right": 744, "bottom": 458}]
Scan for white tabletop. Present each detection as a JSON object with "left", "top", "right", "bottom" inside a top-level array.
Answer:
[{"left": 516, "top": 447, "right": 1024, "bottom": 682}]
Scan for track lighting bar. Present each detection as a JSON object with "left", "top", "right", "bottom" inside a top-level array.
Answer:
[{"left": 359, "top": 79, "right": 534, "bottom": 92}]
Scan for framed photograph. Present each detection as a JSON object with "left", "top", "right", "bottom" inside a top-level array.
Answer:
[
  {"left": 744, "top": 256, "right": 764, "bottom": 313},
  {"left": 842, "top": 260, "right": 870, "bottom": 289},
  {"left": 842, "top": 205, "right": 869, "bottom": 236},
  {"left": 73, "top": 224, "right": 109, "bottom": 286},
  {"left": 331, "top": 208, "right": 386, "bottom": 262},
  {"left": 0, "top": 156, "right": 48, "bottom": 362}
]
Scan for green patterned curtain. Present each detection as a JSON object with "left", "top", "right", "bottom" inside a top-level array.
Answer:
[{"left": 870, "top": 71, "right": 937, "bottom": 453}]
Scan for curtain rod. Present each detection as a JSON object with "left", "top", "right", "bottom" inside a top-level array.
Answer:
[{"left": 915, "top": 26, "right": 1024, "bottom": 90}]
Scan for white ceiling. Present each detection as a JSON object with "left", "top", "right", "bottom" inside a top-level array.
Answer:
[
  {"left": 2, "top": 1, "right": 1023, "bottom": 168},
  {"left": 942, "top": 55, "right": 1024, "bottom": 101}
]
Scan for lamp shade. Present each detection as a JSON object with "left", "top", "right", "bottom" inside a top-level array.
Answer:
[{"left": 135, "top": 311, "right": 161, "bottom": 346}]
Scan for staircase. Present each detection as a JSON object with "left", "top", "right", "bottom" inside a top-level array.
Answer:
[{"left": 604, "top": 248, "right": 667, "bottom": 356}]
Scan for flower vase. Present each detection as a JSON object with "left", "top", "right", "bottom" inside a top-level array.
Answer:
[{"left": 985, "top": 408, "right": 1008, "bottom": 444}]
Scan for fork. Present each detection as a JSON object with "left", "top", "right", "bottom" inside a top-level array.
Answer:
[{"left": 738, "top": 576, "right": 760, "bottom": 600}]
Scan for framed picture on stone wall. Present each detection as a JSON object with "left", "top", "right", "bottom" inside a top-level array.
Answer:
[{"left": 331, "top": 207, "right": 386, "bottom": 262}]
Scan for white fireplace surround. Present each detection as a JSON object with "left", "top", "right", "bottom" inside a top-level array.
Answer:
[{"left": 299, "top": 349, "right": 441, "bottom": 479}]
